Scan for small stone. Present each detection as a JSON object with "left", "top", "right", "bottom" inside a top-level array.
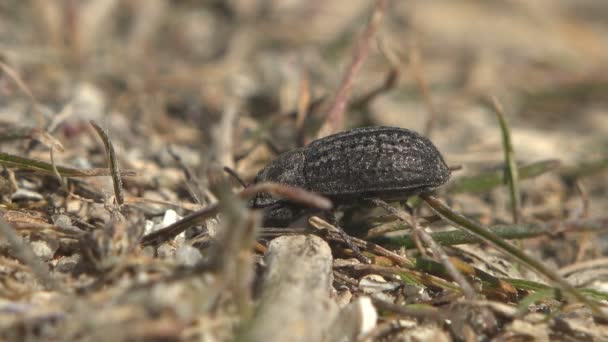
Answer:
[
  {"left": 160, "top": 209, "right": 181, "bottom": 228},
  {"left": 30, "top": 240, "right": 58, "bottom": 261},
  {"left": 11, "top": 189, "right": 44, "bottom": 201},
  {"left": 359, "top": 275, "right": 400, "bottom": 294},
  {"left": 175, "top": 245, "right": 202, "bottom": 266},
  {"left": 144, "top": 220, "right": 155, "bottom": 235}
]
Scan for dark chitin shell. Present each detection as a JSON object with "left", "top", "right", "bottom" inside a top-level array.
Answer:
[{"left": 252, "top": 126, "right": 451, "bottom": 207}]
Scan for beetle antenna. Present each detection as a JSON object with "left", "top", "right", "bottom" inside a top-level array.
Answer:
[
  {"left": 223, "top": 166, "right": 248, "bottom": 188},
  {"left": 448, "top": 164, "right": 463, "bottom": 172}
]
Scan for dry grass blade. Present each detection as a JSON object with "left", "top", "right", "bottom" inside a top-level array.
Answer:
[
  {"left": 369, "top": 297, "right": 440, "bottom": 320},
  {"left": 0, "top": 151, "right": 136, "bottom": 177},
  {"left": 0, "top": 127, "right": 64, "bottom": 151},
  {"left": 90, "top": 120, "right": 124, "bottom": 206},
  {"left": 490, "top": 96, "right": 522, "bottom": 224},
  {"left": 316, "top": 0, "right": 389, "bottom": 138},
  {"left": 378, "top": 217, "right": 608, "bottom": 248},
  {"left": 0, "top": 61, "right": 42, "bottom": 121},
  {"left": 448, "top": 159, "right": 560, "bottom": 194},
  {"left": 308, "top": 216, "right": 414, "bottom": 268},
  {"left": 49, "top": 145, "right": 67, "bottom": 190},
  {"left": 371, "top": 198, "right": 478, "bottom": 300},
  {"left": 421, "top": 194, "right": 606, "bottom": 318}
]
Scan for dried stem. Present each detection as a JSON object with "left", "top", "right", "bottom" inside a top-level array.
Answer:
[{"left": 317, "top": 0, "right": 389, "bottom": 138}]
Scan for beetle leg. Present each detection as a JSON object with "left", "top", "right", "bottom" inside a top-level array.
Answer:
[{"left": 328, "top": 211, "right": 370, "bottom": 264}]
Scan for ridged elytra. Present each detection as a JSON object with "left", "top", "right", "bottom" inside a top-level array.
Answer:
[{"left": 252, "top": 126, "right": 451, "bottom": 226}]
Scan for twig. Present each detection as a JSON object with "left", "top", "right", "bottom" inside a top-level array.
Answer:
[
  {"left": 316, "top": 0, "right": 389, "bottom": 138},
  {"left": 308, "top": 216, "right": 414, "bottom": 268},
  {"left": 371, "top": 199, "right": 477, "bottom": 299},
  {"left": 308, "top": 215, "right": 369, "bottom": 263},
  {"left": 168, "top": 146, "right": 204, "bottom": 205},
  {"left": 49, "top": 145, "right": 67, "bottom": 191},
  {"left": 140, "top": 182, "right": 332, "bottom": 246}
]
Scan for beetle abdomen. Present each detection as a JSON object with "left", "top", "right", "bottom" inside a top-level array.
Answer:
[{"left": 303, "top": 127, "right": 450, "bottom": 198}]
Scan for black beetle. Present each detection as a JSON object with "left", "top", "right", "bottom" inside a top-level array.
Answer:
[{"left": 252, "top": 126, "right": 451, "bottom": 226}]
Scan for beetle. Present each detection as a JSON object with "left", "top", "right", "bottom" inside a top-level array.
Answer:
[{"left": 252, "top": 126, "right": 451, "bottom": 226}]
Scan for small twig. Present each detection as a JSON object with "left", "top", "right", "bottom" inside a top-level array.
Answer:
[
  {"left": 369, "top": 297, "right": 440, "bottom": 320},
  {"left": 308, "top": 215, "right": 369, "bottom": 264},
  {"left": 369, "top": 199, "right": 425, "bottom": 255},
  {"left": 347, "top": 263, "right": 459, "bottom": 291},
  {"left": 376, "top": 217, "right": 608, "bottom": 249},
  {"left": 317, "top": 0, "right": 389, "bottom": 138},
  {"left": 90, "top": 121, "right": 124, "bottom": 206},
  {"left": 308, "top": 216, "right": 414, "bottom": 268},
  {"left": 141, "top": 182, "right": 332, "bottom": 246},
  {"left": 559, "top": 258, "right": 608, "bottom": 278},
  {"left": 372, "top": 199, "right": 477, "bottom": 299},
  {"left": 241, "top": 182, "right": 332, "bottom": 210},
  {"left": 49, "top": 145, "right": 67, "bottom": 191},
  {"left": 168, "top": 146, "right": 204, "bottom": 205}
]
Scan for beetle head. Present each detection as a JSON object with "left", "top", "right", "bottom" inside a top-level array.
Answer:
[{"left": 251, "top": 149, "right": 306, "bottom": 208}]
